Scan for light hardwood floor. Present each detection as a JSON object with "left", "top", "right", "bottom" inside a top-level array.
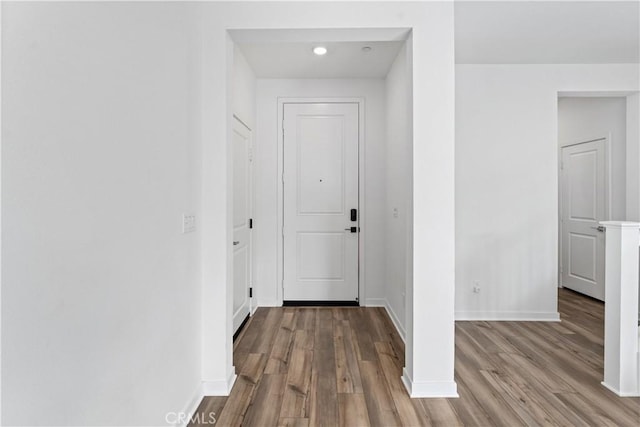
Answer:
[{"left": 191, "top": 289, "right": 640, "bottom": 426}]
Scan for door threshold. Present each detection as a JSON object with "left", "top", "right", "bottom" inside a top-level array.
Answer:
[{"left": 283, "top": 300, "right": 359, "bottom": 307}]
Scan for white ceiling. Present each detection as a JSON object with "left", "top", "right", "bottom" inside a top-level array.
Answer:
[
  {"left": 236, "top": 2, "right": 639, "bottom": 78},
  {"left": 455, "top": 1, "right": 640, "bottom": 64},
  {"left": 237, "top": 41, "right": 404, "bottom": 78}
]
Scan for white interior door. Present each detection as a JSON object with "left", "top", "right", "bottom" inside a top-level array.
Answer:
[
  {"left": 232, "top": 117, "right": 252, "bottom": 332},
  {"left": 561, "top": 139, "right": 607, "bottom": 301},
  {"left": 283, "top": 103, "right": 359, "bottom": 302}
]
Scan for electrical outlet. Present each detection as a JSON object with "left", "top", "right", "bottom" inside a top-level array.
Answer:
[
  {"left": 393, "top": 207, "right": 399, "bottom": 218},
  {"left": 182, "top": 213, "right": 196, "bottom": 234},
  {"left": 473, "top": 281, "right": 481, "bottom": 293}
]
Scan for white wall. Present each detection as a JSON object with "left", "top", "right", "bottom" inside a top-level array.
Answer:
[
  {"left": 456, "top": 64, "right": 640, "bottom": 320},
  {"left": 625, "top": 94, "right": 640, "bottom": 317},
  {"left": 1, "top": 3, "right": 4, "bottom": 421},
  {"left": 253, "top": 78, "right": 386, "bottom": 307},
  {"left": 384, "top": 43, "right": 412, "bottom": 339},
  {"left": 627, "top": 94, "right": 640, "bottom": 221},
  {"left": 233, "top": 46, "right": 256, "bottom": 129},
  {"left": 558, "top": 97, "right": 627, "bottom": 220},
  {"left": 2, "top": 3, "right": 202, "bottom": 425}
]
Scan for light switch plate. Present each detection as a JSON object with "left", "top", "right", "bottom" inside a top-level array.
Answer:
[{"left": 182, "top": 213, "right": 196, "bottom": 234}]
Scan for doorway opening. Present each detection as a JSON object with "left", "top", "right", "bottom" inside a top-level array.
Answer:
[
  {"left": 228, "top": 29, "right": 413, "bottom": 341},
  {"left": 559, "top": 137, "right": 609, "bottom": 301},
  {"left": 557, "top": 95, "right": 628, "bottom": 302},
  {"left": 199, "top": 6, "right": 458, "bottom": 398}
]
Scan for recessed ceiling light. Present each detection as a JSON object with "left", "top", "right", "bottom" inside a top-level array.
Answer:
[
  {"left": 362, "top": 46, "right": 372, "bottom": 52},
  {"left": 313, "top": 46, "right": 328, "bottom": 56}
]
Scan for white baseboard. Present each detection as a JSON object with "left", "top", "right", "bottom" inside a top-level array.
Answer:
[
  {"left": 402, "top": 368, "right": 458, "bottom": 398},
  {"left": 401, "top": 368, "right": 413, "bottom": 396},
  {"left": 365, "top": 298, "right": 406, "bottom": 342},
  {"left": 455, "top": 311, "right": 561, "bottom": 321},
  {"left": 601, "top": 381, "right": 640, "bottom": 397},
  {"left": 202, "top": 369, "right": 237, "bottom": 396},
  {"left": 176, "top": 384, "right": 205, "bottom": 427},
  {"left": 176, "top": 371, "right": 237, "bottom": 427},
  {"left": 256, "top": 298, "right": 280, "bottom": 307},
  {"left": 365, "top": 298, "right": 386, "bottom": 306},
  {"left": 383, "top": 301, "right": 406, "bottom": 342}
]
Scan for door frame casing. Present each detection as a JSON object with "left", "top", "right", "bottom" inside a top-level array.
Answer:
[
  {"left": 277, "top": 97, "right": 365, "bottom": 305},
  {"left": 558, "top": 136, "right": 611, "bottom": 289}
]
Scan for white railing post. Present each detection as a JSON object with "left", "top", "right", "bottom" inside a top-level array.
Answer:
[{"left": 600, "top": 221, "right": 640, "bottom": 397}]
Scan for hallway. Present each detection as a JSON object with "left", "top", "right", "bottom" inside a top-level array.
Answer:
[{"left": 192, "top": 290, "right": 640, "bottom": 426}]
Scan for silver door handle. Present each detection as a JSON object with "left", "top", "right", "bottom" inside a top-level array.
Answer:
[
  {"left": 591, "top": 226, "right": 605, "bottom": 232},
  {"left": 233, "top": 241, "right": 240, "bottom": 245}
]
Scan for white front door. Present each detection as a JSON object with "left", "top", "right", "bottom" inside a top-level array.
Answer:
[
  {"left": 560, "top": 139, "right": 607, "bottom": 301},
  {"left": 283, "top": 103, "right": 359, "bottom": 302},
  {"left": 232, "top": 117, "right": 253, "bottom": 332}
]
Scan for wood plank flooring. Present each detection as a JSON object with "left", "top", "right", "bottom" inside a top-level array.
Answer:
[{"left": 191, "top": 289, "right": 640, "bottom": 426}]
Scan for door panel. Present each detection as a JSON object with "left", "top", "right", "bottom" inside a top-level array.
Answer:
[
  {"left": 232, "top": 117, "right": 252, "bottom": 332},
  {"left": 283, "top": 103, "right": 359, "bottom": 302},
  {"left": 568, "top": 233, "right": 597, "bottom": 282},
  {"left": 561, "top": 139, "right": 606, "bottom": 301},
  {"left": 233, "top": 246, "right": 249, "bottom": 312},
  {"left": 297, "top": 116, "right": 345, "bottom": 214},
  {"left": 569, "top": 151, "right": 597, "bottom": 220},
  {"left": 298, "top": 232, "right": 345, "bottom": 280}
]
